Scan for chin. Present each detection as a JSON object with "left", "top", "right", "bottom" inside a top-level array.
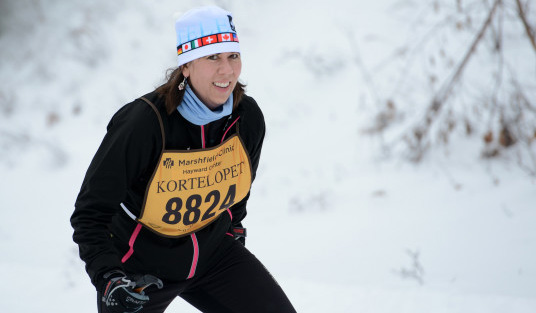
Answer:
[
  {"left": 217, "top": 92, "right": 232, "bottom": 102},
  {"left": 218, "top": 96, "right": 230, "bottom": 105}
]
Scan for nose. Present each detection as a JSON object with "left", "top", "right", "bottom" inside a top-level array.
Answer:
[{"left": 218, "top": 58, "right": 233, "bottom": 75}]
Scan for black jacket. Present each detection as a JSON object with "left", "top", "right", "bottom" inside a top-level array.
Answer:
[{"left": 71, "top": 91, "right": 265, "bottom": 289}]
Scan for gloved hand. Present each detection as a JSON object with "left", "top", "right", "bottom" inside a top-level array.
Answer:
[
  {"left": 232, "top": 227, "right": 246, "bottom": 246},
  {"left": 101, "top": 270, "right": 163, "bottom": 313}
]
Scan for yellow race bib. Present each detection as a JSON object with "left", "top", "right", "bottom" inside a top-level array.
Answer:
[{"left": 138, "top": 134, "right": 252, "bottom": 237}]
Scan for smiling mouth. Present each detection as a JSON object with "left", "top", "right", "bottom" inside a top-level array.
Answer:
[{"left": 213, "top": 81, "right": 231, "bottom": 88}]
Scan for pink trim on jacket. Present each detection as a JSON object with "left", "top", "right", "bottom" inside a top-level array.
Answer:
[
  {"left": 201, "top": 125, "right": 206, "bottom": 148},
  {"left": 221, "top": 116, "right": 241, "bottom": 142},
  {"left": 121, "top": 223, "right": 142, "bottom": 263},
  {"left": 187, "top": 233, "right": 199, "bottom": 279}
]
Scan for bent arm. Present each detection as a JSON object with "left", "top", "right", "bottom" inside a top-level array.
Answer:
[{"left": 71, "top": 101, "right": 160, "bottom": 288}]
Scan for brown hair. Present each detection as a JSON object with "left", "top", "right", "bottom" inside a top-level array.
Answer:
[{"left": 155, "top": 66, "right": 246, "bottom": 115}]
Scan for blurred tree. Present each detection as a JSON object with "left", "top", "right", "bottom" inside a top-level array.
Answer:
[{"left": 368, "top": 0, "right": 536, "bottom": 176}]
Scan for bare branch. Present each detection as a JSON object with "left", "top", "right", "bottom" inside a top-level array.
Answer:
[
  {"left": 515, "top": 0, "right": 536, "bottom": 56},
  {"left": 401, "top": 0, "right": 502, "bottom": 161},
  {"left": 344, "top": 28, "right": 381, "bottom": 104},
  {"left": 430, "top": 0, "right": 501, "bottom": 113}
]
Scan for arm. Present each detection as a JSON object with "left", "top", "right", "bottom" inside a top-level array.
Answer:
[{"left": 70, "top": 100, "right": 161, "bottom": 289}]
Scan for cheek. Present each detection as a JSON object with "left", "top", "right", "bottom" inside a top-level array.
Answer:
[
  {"left": 189, "top": 70, "right": 209, "bottom": 88},
  {"left": 234, "top": 62, "right": 242, "bottom": 77}
]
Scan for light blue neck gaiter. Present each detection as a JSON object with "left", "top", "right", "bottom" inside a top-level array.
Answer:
[{"left": 177, "top": 83, "right": 233, "bottom": 126}]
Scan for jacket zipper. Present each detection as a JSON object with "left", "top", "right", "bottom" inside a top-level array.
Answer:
[
  {"left": 186, "top": 118, "right": 241, "bottom": 279},
  {"left": 186, "top": 125, "right": 206, "bottom": 279},
  {"left": 222, "top": 117, "right": 240, "bottom": 221}
]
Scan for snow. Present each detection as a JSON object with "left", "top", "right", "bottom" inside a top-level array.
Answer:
[{"left": 1, "top": 0, "right": 535, "bottom": 312}]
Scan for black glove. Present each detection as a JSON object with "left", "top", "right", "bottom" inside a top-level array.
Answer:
[
  {"left": 101, "top": 270, "right": 163, "bottom": 313},
  {"left": 232, "top": 227, "right": 247, "bottom": 246}
]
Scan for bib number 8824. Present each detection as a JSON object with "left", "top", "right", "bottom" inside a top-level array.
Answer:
[{"left": 162, "top": 184, "right": 236, "bottom": 226}]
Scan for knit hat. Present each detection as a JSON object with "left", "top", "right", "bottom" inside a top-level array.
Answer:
[{"left": 175, "top": 6, "right": 240, "bottom": 67}]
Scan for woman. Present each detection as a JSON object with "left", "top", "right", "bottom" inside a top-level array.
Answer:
[{"left": 71, "top": 6, "right": 296, "bottom": 313}]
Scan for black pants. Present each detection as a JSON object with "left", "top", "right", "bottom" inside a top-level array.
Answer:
[{"left": 98, "top": 241, "right": 296, "bottom": 313}]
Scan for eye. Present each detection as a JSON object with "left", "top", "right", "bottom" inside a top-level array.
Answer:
[
  {"left": 207, "top": 54, "right": 219, "bottom": 60},
  {"left": 229, "top": 53, "right": 240, "bottom": 59}
]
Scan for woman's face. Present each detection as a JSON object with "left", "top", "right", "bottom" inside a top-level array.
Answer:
[{"left": 183, "top": 52, "right": 242, "bottom": 110}]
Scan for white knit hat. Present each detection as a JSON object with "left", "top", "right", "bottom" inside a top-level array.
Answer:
[{"left": 175, "top": 6, "right": 240, "bottom": 66}]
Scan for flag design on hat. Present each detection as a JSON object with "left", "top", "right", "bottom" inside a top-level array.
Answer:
[
  {"left": 203, "top": 35, "right": 218, "bottom": 46},
  {"left": 177, "top": 32, "right": 239, "bottom": 56},
  {"left": 182, "top": 42, "right": 192, "bottom": 53},
  {"left": 219, "top": 33, "right": 232, "bottom": 42},
  {"left": 191, "top": 38, "right": 202, "bottom": 49}
]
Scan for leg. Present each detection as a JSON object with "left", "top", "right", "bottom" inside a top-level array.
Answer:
[{"left": 180, "top": 241, "right": 296, "bottom": 313}]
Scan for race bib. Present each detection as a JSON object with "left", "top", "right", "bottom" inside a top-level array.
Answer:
[{"left": 138, "top": 134, "right": 252, "bottom": 237}]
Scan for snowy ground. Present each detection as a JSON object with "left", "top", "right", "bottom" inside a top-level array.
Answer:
[{"left": 1, "top": 0, "right": 535, "bottom": 312}]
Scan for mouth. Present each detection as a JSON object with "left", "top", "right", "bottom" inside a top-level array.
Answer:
[{"left": 213, "top": 81, "right": 231, "bottom": 88}]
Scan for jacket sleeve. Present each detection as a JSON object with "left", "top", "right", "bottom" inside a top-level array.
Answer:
[
  {"left": 229, "top": 96, "right": 266, "bottom": 227},
  {"left": 70, "top": 100, "right": 161, "bottom": 288}
]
